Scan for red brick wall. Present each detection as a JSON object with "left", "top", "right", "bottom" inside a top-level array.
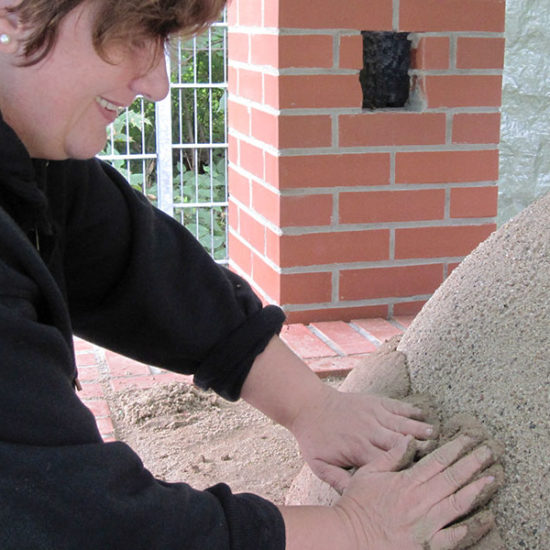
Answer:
[{"left": 227, "top": 0, "right": 505, "bottom": 323}]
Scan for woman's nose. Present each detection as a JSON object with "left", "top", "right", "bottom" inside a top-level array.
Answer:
[{"left": 130, "top": 52, "right": 170, "bottom": 102}]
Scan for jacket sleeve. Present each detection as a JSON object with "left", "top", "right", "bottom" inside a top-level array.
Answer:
[
  {"left": 62, "top": 159, "right": 286, "bottom": 401},
  {"left": 0, "top": 223, "right": 285, "bottom": 550}
]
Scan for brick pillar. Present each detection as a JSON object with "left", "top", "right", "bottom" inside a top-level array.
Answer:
[{"left": 227, "top": 0, "right": 506, "bottom": 323}]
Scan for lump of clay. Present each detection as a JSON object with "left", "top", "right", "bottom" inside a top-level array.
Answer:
[{"left": 399, "top": 191, "right": 550, "bottom": 549}]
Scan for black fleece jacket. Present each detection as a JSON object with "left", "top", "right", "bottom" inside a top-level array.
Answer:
[{"left": 0, "top": 113, "right": 286, "bottom": 549}]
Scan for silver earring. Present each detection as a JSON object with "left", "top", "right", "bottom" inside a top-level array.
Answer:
[{"left": 0, "top": 34, "right": 11, "bottom": 45}]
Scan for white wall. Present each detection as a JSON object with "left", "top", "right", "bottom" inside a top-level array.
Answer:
[{"left": 499, "top": 0, "right": 550, "bottom": 223}]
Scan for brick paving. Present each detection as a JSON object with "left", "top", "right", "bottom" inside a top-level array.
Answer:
[{"left": 75, "top": 316, "right": 414, "bottom": 441}]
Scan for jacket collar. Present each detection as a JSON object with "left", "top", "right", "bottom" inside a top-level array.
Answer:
[{"left": 0, "top": 111, "right": 52, "bottom": 235}]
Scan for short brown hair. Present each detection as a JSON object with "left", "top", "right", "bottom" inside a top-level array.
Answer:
[{"left": 9, "top": 0, "right": 227, "bottom": 65}]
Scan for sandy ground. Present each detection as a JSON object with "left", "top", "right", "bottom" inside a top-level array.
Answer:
[{"left": 110, "top": 381, "right": 308, "bottom": 505}]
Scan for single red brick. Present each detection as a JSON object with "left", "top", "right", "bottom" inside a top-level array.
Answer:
[
  {"left": 279, "top": 74, "right": 361, "bottom": 109},
  {"left": 285, "top": 304, "right": 389, "bottom": 325},
  {"left": 227, "top": 133, "right": 239, "bottom": 165},
  {"left": 238, "top": 0, "right": 262, "bottom": 26},
  {"left": 452, "top": 112, "right": 501, "bottom": 144},
  {"left": 395, "top": 224, "right": 496, "bottom": 259},
  {"left": 251, "top": 180, "right": 280, "bottom": 225},
  {"left": 77, "top": 366, "right": 100, "bottom": 382},
  {"left": 228, "top": 32, "right": 250, "bottom": 64},
  {"left": 424, "top": 75, "right": 503, "bottom": 108},
  {"left": 393, "top": 315, "right": 417, "bottom": 329},
  {"left": 105, "top": 352, "right": 150, "bottom": 377},
  {"left": 280, "top": 324, "right": 338, "bottom": 359},
  {"left": 351, "top": 318, "right": 403, "bottom": 343},
  {"left": 227, "top": 66, "right": 238, "bottom": 95},
  {"left": 450, "top": 186, "right": 498, "bottom": 218},
  {"left": 75, "top": 352, "right": 97, "bottom": 367},
  {"left": 411, "top": 37, "right": 450, "bottom": 70},
  {"left": 226, "top": 0, "right": 237, "bottom": 25},
  {"left": 311, "top": 321, "right": 378, "bottom": 355},
  {"left": 73, "top": 338, "right": 94, "bottom": 352},
  {"left": 250, "top": 108, "right": 277, "bottom": 145},
  {"left": 110, "top": 375, "right": 162, "bottom": 391},
  {"left": 457, "top": 37, "right": 506, "bottom": 69},
  {"left": 79, "top": 382, "right": 104, "bottom": 399},
  {"left": 280, "top": 115, "right": 333, "bottom": 149},
  {"left": 263, "top": 0, "right": 278, "bottom": 27},
  {"left": 228, "top": 232, "right": 253, "bottom": 276},
  {"left": 83, "top": 399, "right": 111, "bottom": 418},
  {"left": 280, "top": 194, "right": 333, "bottom": 227},
  {"left": 228, "top": 99, "right": 250, "bottom": 136},
  {"left": 307, "top": 355, "right": 367, "bottom": 378},
  {"left": 250, "top": 34, "right": 278, "bottom": 67},
  {"left": 239, "top": 68, "right": 263, "bottom": 103},
  {"left": 265, "top": 228, "right": 280, "bottom": 263},
  {"left": 339, "top": 189, "right": 445, "bottom": 224},
  {"left": 239, "top": 140, "right": 264, "bottom": 179},
  {"left": 396, "top": 150, "right": 499, "bottom": 184},
  {"left": 277, "top": 153, "right": 390, "bottom": 189},
  {"left": 228, "top": 166, "right": 251, "bottom": 207},
  {"left": 400, "top": 0, "right": 506, "bottom": 32},
  {"left": 279, "top": 229, "right": 390, "bottom": 267},
  {"left": 227, "top": 198, "right": 239, "bottom": 232},
  {"left": 279, "top": 35, "right": 334, "bottom": 69},
  {"left": 252, "top": 252, "right": 281, "bottom": 302},
  {"left": 339, "top": 112, "right": 446, "bottom": 147},
  {"left": 279, "top": 0, "right": 392, "bottom": 29},
  {"left": 96, "top": 417, "right": 114, "bottom": 436},
  {"left": 340, "top": 264, "right": 444, "bottom": 301},
  {"left": 263, "top": 73, "right": 279, "bottom": 109},
  {"left": 280, "top": 272, "right": 333, "bottom": 304},
  {"left": 339, "top": 34, "right": 363, "bottom": 70},
  {"left": 394, "top": 301, "right": 426, "bottom": 316},
  {"left": 239, "top": 209, "right": 266, "bottom": 254}
]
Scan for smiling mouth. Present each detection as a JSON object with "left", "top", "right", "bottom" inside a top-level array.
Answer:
[{"left": 96, "top": 96, "right": 126, "bottom": 116}]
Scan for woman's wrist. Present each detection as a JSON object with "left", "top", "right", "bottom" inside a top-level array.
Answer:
[
  {"left": 278, "top": 504, "right": 358, "bottom": 550},
  {"left": 241, "top": 335, "right": 328, "bottom": 430}
]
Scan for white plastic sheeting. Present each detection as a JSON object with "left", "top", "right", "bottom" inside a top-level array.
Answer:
[{"left": 499, "top": 0, "right": 550, "bottom": 224}]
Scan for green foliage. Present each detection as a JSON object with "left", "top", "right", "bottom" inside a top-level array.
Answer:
[{"left": 100, "top": 28, "right": 227, "bottom": 260}]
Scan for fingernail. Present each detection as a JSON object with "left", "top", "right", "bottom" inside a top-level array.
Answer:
[
  {"left": 425, "top": 426, "right": 434, "bottom": 437},
  {"left": 486, "top": 475, "right": 496, "bottom": 484},
  {"left": 476, "top": 445, "right": 492, "bottom": 462}
]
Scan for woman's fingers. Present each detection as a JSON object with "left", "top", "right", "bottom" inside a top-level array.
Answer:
[
  {"left": 381, "top": 397, "right": 427, "bottom": 420},
  {"left": 378, "top": 397, "right": 438, "bottom": 440},
  {"left": 428, "top": 474, "right": 498, "bottom": 533},
  {"left": 362, "top": 435, "right": 417, "bottom": 474},
  {"left": 309, "top": 458, "right": 353, "bottom": 495},
  {"left": 407, "top": 435, "right": 480, "bottom": 484},
  {"left": 427, "top": 444, "right": 495, "bottom": 503},
  {"left": 429, "top": 510, "right": 495, "bottom": 550}
]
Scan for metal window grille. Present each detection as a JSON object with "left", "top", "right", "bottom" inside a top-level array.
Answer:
[{"left": 99, "top": 15, "right": 228, "bottom": 264}]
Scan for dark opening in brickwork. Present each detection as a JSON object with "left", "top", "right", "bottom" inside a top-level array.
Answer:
[{"left": 360, "top": 31, "right": 411, "bottom": 109}]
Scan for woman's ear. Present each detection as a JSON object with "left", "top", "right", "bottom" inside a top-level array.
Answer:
[{"left": 0, "top": 6, "right": 22, "bottom": 55}]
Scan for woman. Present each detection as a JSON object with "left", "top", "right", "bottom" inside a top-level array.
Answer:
[{"left": 0, "top": 0, "right": 499, "bottom": 548}]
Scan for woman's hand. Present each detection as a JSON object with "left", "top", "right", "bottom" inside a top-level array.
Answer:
[
  {"left": 333, "top": 435, "right": 499, "bottom": 549},
  {"left": 242, "top": 336, "right": 437, "bottom": 492},
  {"left": 280, "top": 435, "right": 501, "bottom": 550},
  {"left": 290, "top": 384, "right": 435, "bottom": 493}
]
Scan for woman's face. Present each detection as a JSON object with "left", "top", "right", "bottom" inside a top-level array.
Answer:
[{"left": 0, "top": 2, "right": 169, "bottom": 159}]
